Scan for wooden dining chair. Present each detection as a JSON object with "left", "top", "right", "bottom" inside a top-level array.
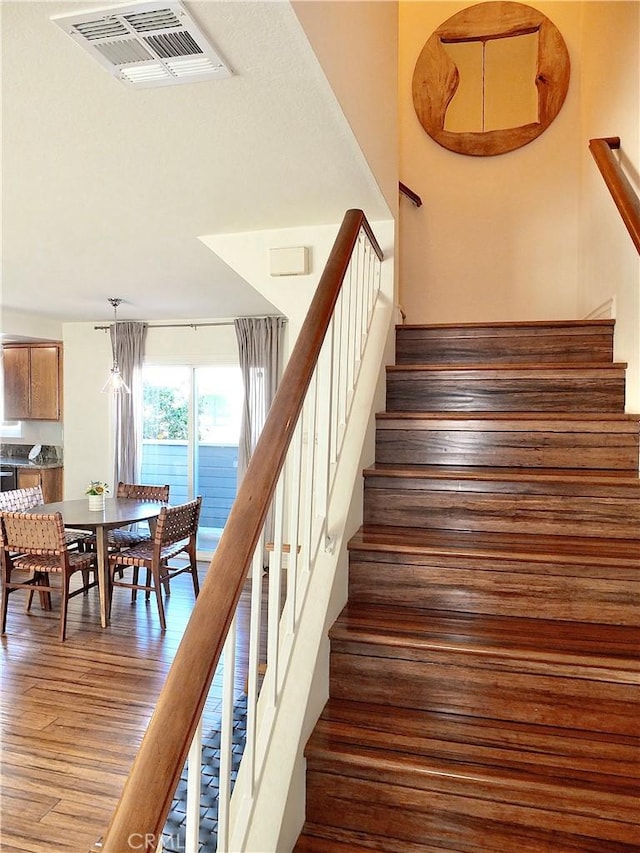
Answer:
[
  {"left": 82, "top": 481, "right": 170, "bottom": 575},
  {"left": 108, "top": 497, "right": 201, "bottom": 631},
  {"left": 0, "top": 485, "right": 90, "bottom": 549},
  {"left": 83, "top": 482, "right": 170, "bottom": 553},
  {"left": 0, "top": 511, "right": 98, "bottom": 641}
]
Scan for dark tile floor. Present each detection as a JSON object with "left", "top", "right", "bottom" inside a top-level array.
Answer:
[{"left": 163, "top": 696, "right": 248, "bottom": 852}]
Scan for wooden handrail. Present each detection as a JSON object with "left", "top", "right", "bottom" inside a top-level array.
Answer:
[
  {"left": 399, "top": 181, "right": 423, "bottom": 208},
  {"left": 589, "top": 137, "right": 640, "bottom": 254},
  {"left": 101, "top": 210, "right": 383, "bottom": 852}
]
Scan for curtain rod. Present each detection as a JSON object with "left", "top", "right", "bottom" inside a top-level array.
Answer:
[
  {"left": 94, "top": 316, "right": 285, "bottom": 331},
  {"left": 94, "top": 320, "right": 236, "bottom": 331}
]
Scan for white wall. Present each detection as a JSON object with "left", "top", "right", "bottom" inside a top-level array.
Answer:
[
  {"left": 63, "top": 324, "right": 113, "bottom": 499},
  {"left": 578, "top": 1, "right": 640, "bottom": 411},
  {"left": 1, "top": 309, "right": 62, "bottom": 341},
  {"left": 399, "top": 1, "right": 583, "bottom": 323}
]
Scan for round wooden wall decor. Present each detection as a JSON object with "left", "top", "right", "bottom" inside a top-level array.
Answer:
[{"left": 412, "top": 1, "right": 570, "bottom": 156}]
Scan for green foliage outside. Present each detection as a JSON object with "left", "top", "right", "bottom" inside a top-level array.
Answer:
[
  {"left": 143, "top": 386, "right": 188, "bottom": 440},
  {"left": 143, "top": 384, "right": 238, "bottom": 442}
]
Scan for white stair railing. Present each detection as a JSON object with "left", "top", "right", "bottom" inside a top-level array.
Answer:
[
  {"left": 100, "top": 211, "right": 391, "bottom": 853},
  {"left": 179, "top": 223, "right": 387, "bottom": 852}
]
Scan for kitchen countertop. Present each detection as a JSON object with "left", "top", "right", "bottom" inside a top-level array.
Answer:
[{"left": 0, "top": 458, "right": 63, "bottom": 469}]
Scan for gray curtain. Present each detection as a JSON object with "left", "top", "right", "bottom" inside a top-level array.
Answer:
[
  {"left": 235, "top": 316, "right": 286, "bottom": 486},
  {"left": 111, "top": 321, "right": 147, "bottom": 486}
]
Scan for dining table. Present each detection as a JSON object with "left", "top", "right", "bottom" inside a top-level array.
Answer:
[{"left": 25, "top": 497, "right": 165, "bottom": 628}]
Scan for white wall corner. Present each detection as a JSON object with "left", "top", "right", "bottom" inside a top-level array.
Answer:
[
  {"left": 199, "top": 220, "right": 395, "bottom": 341},
  {"left": 200, "top": 225, "right": 336, "bottom": 335}
]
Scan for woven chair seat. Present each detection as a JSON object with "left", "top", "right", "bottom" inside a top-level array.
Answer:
[
  {"left": 108, "top": 528, "right": 150, "bottom": 548},
  {"left": 65, "top": 529, "right": 91, "bottom": 547},
  {"left": 83, "top": 528, "right": 150, "bottom": 551},
  {"left": 114, "top": 537, "right": 190, "bottom": 568},
  {"left": 14, "top": 550, "right": 96, "bottom": 574}
]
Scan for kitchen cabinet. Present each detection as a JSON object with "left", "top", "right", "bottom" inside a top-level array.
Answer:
[
  {"left": 2, "top": 343, "right": 62, "bottom": 421},
  {"left": 17, "top": 466, "right": 63, "bottom": 503}
]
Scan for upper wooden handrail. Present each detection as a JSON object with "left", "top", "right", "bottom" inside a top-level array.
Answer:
[
  {"left": 399, "top": 181, "right": 423, "bottom": 208},
  {"left": 589, "top": 137, "right": 640, "bottom": 254},
  {"left": 101, "top": 210, "right": 383, "bottom": 852}
]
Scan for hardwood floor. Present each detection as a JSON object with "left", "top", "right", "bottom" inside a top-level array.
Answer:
[{"left": 0, "top": 561, "right": 251, "bottom": 853}]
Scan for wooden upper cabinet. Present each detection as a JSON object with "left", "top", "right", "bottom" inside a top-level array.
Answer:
[
  {"left": 2, "top": 347, "right": 30, "bottom": 419},
  {"left": 2, "top": 343, "right": 62, "bottom": 421}
]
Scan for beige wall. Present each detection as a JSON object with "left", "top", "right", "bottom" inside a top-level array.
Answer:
[
  {"left": 578, "top": 1, "right": 640, "bottom": 410},
  {"left": 293, "top": 0, "right": 399, "bottom": 218},
  {"left": 399, "top": 1, "right": 583, "bottom": 323}
]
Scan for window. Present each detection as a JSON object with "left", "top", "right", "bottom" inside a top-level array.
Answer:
[{"left": 142, "top": 365, "right": 243, "bottom": 555}]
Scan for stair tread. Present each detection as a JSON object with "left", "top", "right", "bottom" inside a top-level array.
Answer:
[
  {"left": 397, "top": 320, "right": 615, "bottom": 332},
  {"left": 331, "top": 603, "right": 640, "bottom": 670},
  {"left": 308, "top": 699, "right": 640, "bottom": 793},
  {"left": 349, "top": 525, "right": 640, "bottom": 566},
  {"left": 363, "top": 462, "right": 640, "bottom": 485},
  {"left": 387, "top": 362, "right": 627, "bottom": 372}
]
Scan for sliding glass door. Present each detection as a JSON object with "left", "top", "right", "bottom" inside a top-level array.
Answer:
[{"left": 141, "top": 364, "right": 243, "bottom": 556}]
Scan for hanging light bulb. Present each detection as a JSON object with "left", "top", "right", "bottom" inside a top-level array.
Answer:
[{"left": 102, "top": 297, "right": 131, "bottom": 394}]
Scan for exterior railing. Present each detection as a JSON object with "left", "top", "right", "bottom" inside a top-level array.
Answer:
[
  {"left": 140, "top": 440, "right": 238, "bottom": 528},
  {"left": 100, "top": 210, "right": 388, "bottom": 852},
  {"left": 589, "top": 137, "right": 640, "bottom": 254}
]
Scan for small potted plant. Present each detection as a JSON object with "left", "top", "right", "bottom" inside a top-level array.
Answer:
[{"left": 86, "top": 480, "right": 109, "bottom": 511}]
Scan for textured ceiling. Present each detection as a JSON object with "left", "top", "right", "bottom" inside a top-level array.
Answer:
[{"left": 1, "top": 0, "right": 389, "bottom": 325}]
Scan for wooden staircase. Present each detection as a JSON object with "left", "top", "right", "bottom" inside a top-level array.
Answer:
[{"left": 295, "top": 320, "right": 640, "bottom": 852}]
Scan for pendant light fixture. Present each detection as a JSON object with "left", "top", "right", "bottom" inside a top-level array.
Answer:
[{"left": 102, "top": 297, "right": 130, "bottom": 394}]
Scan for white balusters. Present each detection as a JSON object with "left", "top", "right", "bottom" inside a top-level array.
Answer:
[{"left": 180, "top": 224, "right": 383, "bottom": 853}]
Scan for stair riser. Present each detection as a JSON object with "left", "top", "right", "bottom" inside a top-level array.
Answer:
[
  {"left": 307, "top": 751, "right": 638, "bottom": 832},
  {"left": 363, "top": 479, "right": 640, "bottom": 539},
  {"left": 329, "top": 652, "right": 638, "bottom": 735},
  {"left": 375, "top": 426, "right": 639, "bottom": 470},
  {"left": 296, "top": 827, "right": 443, "bottom": 853},
  {"left": 396, "top": 324, "right": 614, "bottom": 366},
  {"left": 314, "top": 710, "right": 640, "bottom": 778},
  {"left": 304, "top": 771, "right": 638, "bottom": 850},
  {"left": 348, "top": 553, "right": 640, "bottom": 625},
  {"left": 386, "top": 371, "right": 626, "bottom": 413},
  {"left": 297, "top": 822, "right": 633, "bottom": 853}
]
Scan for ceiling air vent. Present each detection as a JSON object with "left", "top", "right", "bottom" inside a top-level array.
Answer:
[{"left": 51, "top": 1, "right": 232, "bottom": 88}]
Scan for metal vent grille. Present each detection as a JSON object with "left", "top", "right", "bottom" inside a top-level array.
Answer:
[
  {"left": 124, "top": 9, "right": 182, "bottom": 32},
  {"left": 52, "top": 1, "right": 232, "bottom": 89},
  {"left": 74, "top": 19, "right": 129, "bottom": 40},
  {"left": 145, "top": 31, "right": 202, "bottom": 58}
]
